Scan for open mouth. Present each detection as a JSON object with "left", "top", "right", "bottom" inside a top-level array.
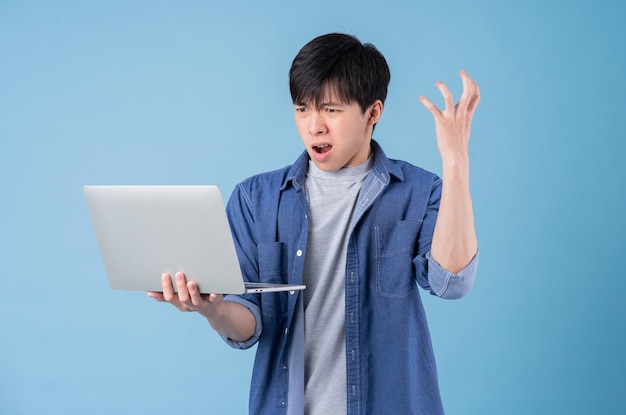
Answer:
[{"left": 313, "top": 144, "right": 332, "bottom": 154}]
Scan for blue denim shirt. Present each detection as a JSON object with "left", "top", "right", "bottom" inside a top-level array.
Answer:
[{"left": 223, "top": 140, "right": 478, "bottom": 415}]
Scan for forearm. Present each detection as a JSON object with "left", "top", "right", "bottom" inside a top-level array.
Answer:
[
  {"left": 202, "top": 300, "right": 256, "bottom": 342},
  {"left": 431, "top": 156, "right": 478, "bottom": 274}
]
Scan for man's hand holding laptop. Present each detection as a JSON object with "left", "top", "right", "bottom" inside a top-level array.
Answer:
[{"left": 147, "top": 272, "right": 256, "bottom": 343}]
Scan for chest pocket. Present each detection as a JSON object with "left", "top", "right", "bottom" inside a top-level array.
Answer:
[
  {"left": 375, "top": 219, "right": 423, "bottom": 298},
  {"left": 257, "top": 242, "right": 289, "bottom": 318}
]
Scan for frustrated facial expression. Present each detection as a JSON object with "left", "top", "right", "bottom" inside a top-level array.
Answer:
[{"left": 294, "top": 94, "right": 382, "bottom": 172}]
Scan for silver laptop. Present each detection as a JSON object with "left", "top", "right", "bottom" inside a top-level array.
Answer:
[{"left": 84, "top": 185, "right": 305, "bottom": 294}]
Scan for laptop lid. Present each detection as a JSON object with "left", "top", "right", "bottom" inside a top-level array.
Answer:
[{"left": 84, "top": 185, "right": 305, "bottom": 294}]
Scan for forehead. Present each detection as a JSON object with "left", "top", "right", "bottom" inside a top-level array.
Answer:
[{"left": 296, "top": 80, "right": 352, "bottom": 107}]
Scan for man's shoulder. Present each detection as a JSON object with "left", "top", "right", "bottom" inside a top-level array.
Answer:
[
  {"left": 227, "top": 164, "right": 296, "bottom": 213},
  {"left": 372, "top": 140, "right": 440, "bottom": 185},
  {"left": 385, "top": 156, "right": 441, "bottom": 187},
  {"left": 238, "top": 164, "right": 293, "bottom": 191},
  {"left": 394, "top": 158, "right": 437, "bottom": 176},
  {"left": 236, "top": 150, "right": 308, "bottom": 194}
]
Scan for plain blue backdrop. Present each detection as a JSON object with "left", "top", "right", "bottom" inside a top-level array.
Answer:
[{"left": 1, "top": 0, "right": 625, "bottom": 414}]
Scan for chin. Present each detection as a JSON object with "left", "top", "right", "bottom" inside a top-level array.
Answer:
[{"left": 308, "top": 158, "right": 340, "bottom": 172}]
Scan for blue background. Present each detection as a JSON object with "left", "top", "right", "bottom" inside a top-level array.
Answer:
[{"left": 1, "top": 0, "right": 625, "bottom": 414}]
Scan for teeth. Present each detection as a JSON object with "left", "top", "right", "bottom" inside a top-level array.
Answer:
[{"left": 315, "top": 144, "right": 329, "bottom": 148}]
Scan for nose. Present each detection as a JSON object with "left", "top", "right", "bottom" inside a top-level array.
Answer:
[{"left": 308, "top": 111, "right": 327, "bottom": 136}]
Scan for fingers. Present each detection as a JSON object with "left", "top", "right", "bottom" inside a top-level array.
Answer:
[
  {"left": 419, "top": 78, "right": 456, "bottom": 116},
  {"left": 187, "top": 281, "right": 209, "bottom": 307},
  {"left": 436, "top": 81, "right": 454, "bottom": 111},
  {"left": 152, "top": 272, "right": 218, "bottom": 314},
  {"left": 422, "top": 70, "right": 480, "bottom": 120},
  {"left": 457, "top": 70, "right": 473, "bottom": 112},
  {"left": 459, "top": 70, "right": 480, "bottom": 115},
  {"left": 147, "top": 291, "right": 165, "bottom": 301},
  {"left": 161, "top": 273, "right": 176, "bottom": 302},
  {"left": 159, "top": 272, "right": 194, "bottom": 311},
  {"left": 419, "top": 95, "right": 441, "bottom": 117},
  {"left": 421, "top": 70, "right": 480, "bottom": 159},
  {"left": 467, "top": 79, "right": 481, "bottom": 118},
  {"left": 174, "top": 272, "right": 191, "bottom": 302},
  {"left": 175, "top": 272, "right": 204, "bottom": 312}
]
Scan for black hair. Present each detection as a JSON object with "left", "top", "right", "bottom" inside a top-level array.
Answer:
[{"left": 289, "top": 33, "right": 391, "bottom": 114}]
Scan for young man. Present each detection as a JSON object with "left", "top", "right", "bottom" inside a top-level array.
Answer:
[{"left": 149, "top": 33, "right": 480, "bottom": 414}]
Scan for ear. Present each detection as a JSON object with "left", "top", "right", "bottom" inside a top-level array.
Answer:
[{"left": 367, "top": 100, "right": 383, "bottom": 126}]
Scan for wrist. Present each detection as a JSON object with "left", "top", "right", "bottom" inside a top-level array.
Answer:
[
  {"left": 441, "top": 153, "right": 469, "bottom": 171},
  {"left": 199, "top": 297, "right": 224, "bottom": 322}
]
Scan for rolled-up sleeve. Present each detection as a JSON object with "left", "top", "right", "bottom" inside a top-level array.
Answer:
[
  {"left": 219, "top": 183, "right": 264, "bottom": 350},
  {"left": 221, "top": 295, "right": 263, "bottom": 349},
  {"left": 423, "top": 250, "right": 479, "bottom": 299}
]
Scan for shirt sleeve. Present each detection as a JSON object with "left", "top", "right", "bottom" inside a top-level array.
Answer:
[
  {"left": 424, "top": 250, "right": 479, "bottom": 299},
  {"left": 219, "top": 182, "right": 264, "bottom": 349},
  {"left": 413, "top": 177, "right": 478, "bottom": 299},
  {"left": 221, "top": 294, "right": 263, "bottom": 349}
]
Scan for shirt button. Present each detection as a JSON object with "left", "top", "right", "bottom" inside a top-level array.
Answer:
[{"left": 296, "top": 250, "right": 303, "bottom": 257}]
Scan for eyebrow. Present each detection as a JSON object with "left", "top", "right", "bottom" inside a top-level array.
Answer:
[
  {"left": 294, "top": 100, "right": 345, "bottom": 108},
  {"left": 321, "top": 101, "right": 343, "bottom": 107}
]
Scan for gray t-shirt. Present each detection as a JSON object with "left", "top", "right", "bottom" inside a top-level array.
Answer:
[{"left": 303, "top": 157, "right": 373, "bottom": 415}]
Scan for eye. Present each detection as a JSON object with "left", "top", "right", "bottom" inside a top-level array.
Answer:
[
  {"left": 325, "top": 107, "right": 337, "bottom": 113},
  {"left": 295, "top": 106, "right": 308, "bottom": 113}
]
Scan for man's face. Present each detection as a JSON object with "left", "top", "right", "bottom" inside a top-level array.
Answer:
[{"left": 294, "top": 93, "right": 382, "bottom": 172}]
